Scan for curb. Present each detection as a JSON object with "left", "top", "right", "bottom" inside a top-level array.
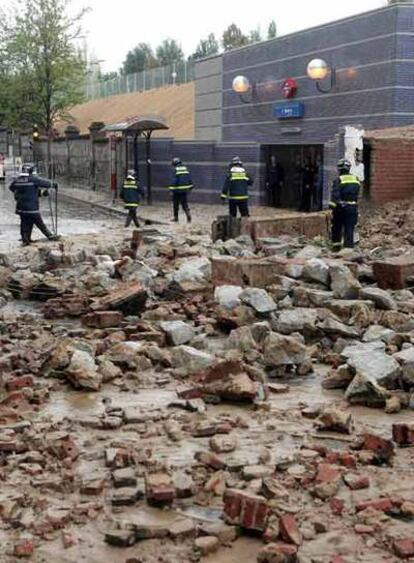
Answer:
[{"left": 58, "top": 191, "right": 167, "bottom": 226}]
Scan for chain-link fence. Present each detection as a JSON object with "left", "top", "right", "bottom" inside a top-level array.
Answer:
[{"left": 85, "top": 60, "right": 195, "bottom": 100}]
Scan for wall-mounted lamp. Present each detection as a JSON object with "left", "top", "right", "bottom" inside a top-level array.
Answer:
[
  {"left": 232, "top": 75, "right": 255, "bottom": 103},
  {"left": 307, "top": 58, "right": 336, "bottom": 93}
]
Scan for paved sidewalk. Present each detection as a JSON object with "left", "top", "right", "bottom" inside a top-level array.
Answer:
[{"left": 58, "top": 184, "right": 301, "bottom": 228}]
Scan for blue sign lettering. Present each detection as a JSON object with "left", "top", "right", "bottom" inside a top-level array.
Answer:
[{"left": 273, "top": 102, "right": 304, "bottom": 119}]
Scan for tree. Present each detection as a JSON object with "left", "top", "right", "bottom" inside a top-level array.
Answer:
[
  {"left": 189, "top": 33, "right": 219, "bottom": 60},
  {"left": 222, "top": 23, "right": 249, "bottom": 51},
  {"left": 249, "top": 27, "right": 262, "bottom": 44},
  {"left": 0, "top": 0, "right": 87, "bottom": 173},
  {"left": 156, "top": 39, "right": 184, "bottom": 66},
  {"left": 267, "top": 20, "right": 277, "bottom": 39},
  {"left": 122, "top": 42, "right": 157, "bottom": 75}
]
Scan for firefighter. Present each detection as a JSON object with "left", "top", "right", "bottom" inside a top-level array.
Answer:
[
  {"left": 9, "top": 165, "right": 59, "bottom": 246},
  {"left": 221, "top": 156, "right": 253, "bottom": 218},
  {"left": 329, "top": 158, "right": 361, "bottom": 250},
  {"left": 120, "top": 170, "right": 144, "bottom": 228},
  {"left": 169, "top": 157, "right": 193, "bottom": 223}
]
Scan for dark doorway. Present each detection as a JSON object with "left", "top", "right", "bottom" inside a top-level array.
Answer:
[
  {"left": 263, "top": 144, "right": 324, "bottom": 210},
  {"left": 362, "top": 140, "right": 372, "bottom": 199}
]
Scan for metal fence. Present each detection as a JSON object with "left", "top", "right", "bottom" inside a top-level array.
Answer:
[{"left": 85, "top": 60, "right": 195, "bottom": 100}]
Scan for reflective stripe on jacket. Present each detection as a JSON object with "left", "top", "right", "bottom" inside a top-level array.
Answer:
[
  {"left": 169, "top": 165, "right": 193, "bottom": 192},
  {"left": 120, "top": 179, "right": 143, "bottom": 208},
  {"left": 221, "top": 165, "right": 253, "bottom": 200},
  {"left": 329, "top": 174, "right": 360, "bottom": 208}
]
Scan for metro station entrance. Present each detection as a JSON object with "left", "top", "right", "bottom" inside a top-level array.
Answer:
[{"left": 262, "top": 144, "right": 324, "bottom": 210}]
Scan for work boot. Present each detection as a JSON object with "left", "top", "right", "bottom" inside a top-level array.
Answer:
[
  {"left": 22, "top": 241, "right": 31, "bottom": 247},
  {"left": 47, "top": 235, "right": 61, "bottom": 241},
  {"left": 171, "top": 217, "right": 179, "bottom": 223},
  {"left": 186, "top": 212, "right": 192, "bottom": 223}
]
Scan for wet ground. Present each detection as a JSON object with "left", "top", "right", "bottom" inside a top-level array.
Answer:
[
  {"left": 0, "top": 183, "right": 117, "bottom": 253},
  {"left": 1, "top": 190, "right": 414, "bottom": 562}
]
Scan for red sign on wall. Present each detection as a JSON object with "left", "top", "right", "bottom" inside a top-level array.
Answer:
[{"left": 281, "top": 78, "right": 298, "bottom": 99}]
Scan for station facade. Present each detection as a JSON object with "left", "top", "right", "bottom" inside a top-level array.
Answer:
[{"left": 150, "top": 2, "right": 414, "bottom": 208}]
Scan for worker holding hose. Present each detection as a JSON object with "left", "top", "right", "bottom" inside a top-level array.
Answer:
[{"left": 9, "top": 165, "right": 60, "bottom": 246}]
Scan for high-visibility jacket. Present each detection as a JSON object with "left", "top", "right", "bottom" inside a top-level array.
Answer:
[
  {"left": 120, "top": 178, "right": 144, "bottom": 208},
  {"left": 169, "top": 165, "right": 193, "bottom": 192},
  {"left": 329, "top": 174, "right": 360, "bottom": 208},
  {"left": 9, "top": 173, "right": 52, "bottom": 214},
  {"left": 221, "top": 165, "right": 253, "bottom": 200}
]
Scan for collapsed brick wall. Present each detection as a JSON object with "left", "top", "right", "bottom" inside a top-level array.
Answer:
[{"left": 370, "top": 139, "right": 414, "bottom": 204}]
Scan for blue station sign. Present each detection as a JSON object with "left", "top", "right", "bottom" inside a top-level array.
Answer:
[{"left": 273, "top": 102, "right": 305, "bottom": 119}]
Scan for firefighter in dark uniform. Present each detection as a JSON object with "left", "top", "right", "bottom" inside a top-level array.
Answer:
[
  {"left": 329, "top": 158, "right": 361, "bottom": 250},
  {"left": 221, "top": 156, "right": 253, "bottom": 218},
  {"left": 169, "top": 157, "right": 193, "bottom": 223},
  {"left": 9, "top": 166, "right": 59, "bottom": 246},
  {"left": 120, "top": 170, "right": 144, "bottom": 228}
]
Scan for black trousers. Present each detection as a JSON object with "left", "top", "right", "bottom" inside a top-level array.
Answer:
[
  {"left": 229, "top": 199, "right": 249, "bottom": 218},
  {"left": 269, "top": 183, "right": 281, "bottom": 207},
  {"left": 20, "top": 213, "right": 52, "bottom": 243},
  {"left": 331, "top": 205, "right": 358, "bottom": 249},
  {"left": 172, "top": 191, "right": 191, "bottom": 220},
  {"left": 125, "top": 207, "right": 140, "bottom": 227},
  {"left": 299, "top": 185, "right": 312, "bottom": 212}
]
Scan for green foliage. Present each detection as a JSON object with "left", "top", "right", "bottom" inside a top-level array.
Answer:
[
  {"left": 189, "top": 33, "right": 219, "bottom": 60},
  {"left": 0, "top": 0, "right": 87, "bottom": 134},
  {"left": 249, "top": 27, "right": 262, "bottom": 44},
  {"left": 156, "top": 38, "right": 184, "bottom": 66},
  {"left": 267, "top": 20, "right": 277, "bottom": 39},
  {"left": 222, "top": 23, "right": 249, "bottom": 51},
  {"left": 121, "top": 42, "right": 157, "bottom": 74}
]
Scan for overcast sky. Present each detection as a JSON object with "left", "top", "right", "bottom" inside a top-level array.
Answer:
[
  {"left": 4, "top": 0, "right": 388, "bottom": 71},
  {"left": 72, "top": 0, "right": 387, "bottom": 72}
]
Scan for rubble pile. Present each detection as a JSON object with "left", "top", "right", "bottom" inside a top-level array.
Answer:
[{"left": 0, "top": 216, "right": 414, "bottom": 562}]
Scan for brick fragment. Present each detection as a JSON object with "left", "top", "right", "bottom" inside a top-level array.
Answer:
[
  {"left": 279, "top": 514, "right": 302, "bottom": 546},
  {"left": 392, "top": 423, "right": 414, "bottom": 446},
  {"left": 223, "top": 489, "right": 269, "bottom": 532},
  {"left": 393, "top": 539, "right": 414, "bottom": 559}
]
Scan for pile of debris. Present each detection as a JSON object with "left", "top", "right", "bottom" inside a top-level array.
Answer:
[{"left": 0, "top": 215, "right": 414, "bottom": 562}]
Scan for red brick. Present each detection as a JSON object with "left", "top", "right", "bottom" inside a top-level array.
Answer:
[
  {"left": 330, "top": 557, "right": 345, "bottom": 563},
  {"left": 316, "top": 464, "right": 341, "bottom": 484},
  {"left": 194, "top": 451, "right": 226, "bottom": 470},
  {"left": 5, "top": 375, "right": 34, "bottom": 391},
  {"left": 373, "top": 253, "right": 414, "bottom": 290},
  {"left": 360, "top": 433, "right": 395, "bottom": 464},
  {"left": 356, "top": 498, "right": 393, "bottom": 513},
  {"left": 14, "top": 539, "right": 35, "bottom": 557},
  {"left": 330, "top": 498, "right": 345, "bottom": 516},
  {"left": 343, "top": 474, "right": 370, "bottom": 491},
  {"left": 393, "top": 539, "right": 414, "bottom": 559},
  {"left": 145, "top": 473, "right": 175, "bottom": 505},
  {"left": 279, "top": 514, "right": 302, "bottom": 546},
  {"left": 392, "top": 423, "right": 414, "bottom": 446},
  {"left": 82, "top": 311, "right": 124, "bottom": 328},
  {"left": 223, "top": 489, "right": 269, "bottom": 532}
]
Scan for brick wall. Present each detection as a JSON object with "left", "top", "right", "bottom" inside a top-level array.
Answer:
[{"left": 370, "top": 139, "right": 414, "bottom": 204}]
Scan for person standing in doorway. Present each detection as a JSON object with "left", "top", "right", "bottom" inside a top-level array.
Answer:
[
  {"left": 299, "top": 159, "right": 315, "bottom": 212},
  {"left": 221, "top": 156, "right": 253, "bottom": 218},
  {"left": 266, "top": 155, "right": 285, "bottom": 207},
  {"left": 169, "top": 157, "right": 193, "bottom": 223}
]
